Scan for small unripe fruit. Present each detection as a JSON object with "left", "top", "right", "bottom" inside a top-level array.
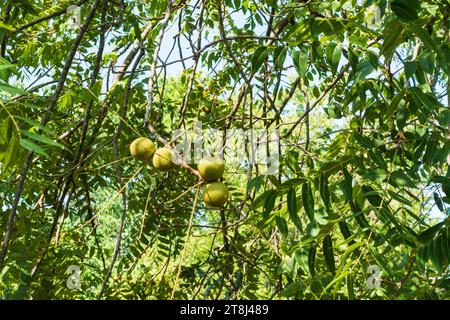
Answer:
[
  {"left": 130, "top": 137, "right": 155, "bottom": 161},
  {"left": 198, "top": 156, "right": 225, "bottom": 181},
  {"left": 153, "top": 147, "right": 175, "bottom": 171},
  {"left": 202, "top": 182, "right": 229, "bottom": 208}
]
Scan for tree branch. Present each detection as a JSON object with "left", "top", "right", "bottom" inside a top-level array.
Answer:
[{"left": 0, "top": 0, "right": 102, "bottom": 274}]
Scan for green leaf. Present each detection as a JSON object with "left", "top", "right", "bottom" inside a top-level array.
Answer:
[
  {"left": 385, "top": 88, "right": 406, "bottom": 120},
  {"left": 342, "top": 166, "right": 353, "bottom": 202},
  {"left": 0, "top": 83, "right": 28, "bottom": 95},
  {"left": 347, "top": 274, "right": 355, "bottom": 300},
  {"left": 91, "top": 80, "right": 103, "bottom": 98},
  {"left": 132, "top": 20, "right": 143, "bottom": 43},
  {"left": 354, "top": 61, "right": 374, "bottom": 81},
  {"left": 408, "top": 22, "right": 442, "bottom": 58},
  {"left": 368, "top": 149, "right": 387, "bottom": 169},
  {"left": 292, "top": 50, "right": 308, "bottom": 77},
  {"left": 433, "top": 193, "right": 444, "bottom": 212},
  {"left": 13, "top": 116, "right": 57, "bottom": 137},
  {"left": 0, "top": 22, "right": 16, "bottom": 33},
  {"left": 247, "top": 175, "right": 265, "bottom": 192},
  {"left": 379, "top": 205, "right": 401, "bottom": 228},
  {"left": 351, "top": 202, "right": 371, "bottom": 231},
  {"left": 308, "top": 245, "right": 316, "bottom": 277},
  {"left": 15, "top": 0, "right": 39, "bottom": 16},
  {"left": 418, "top": 222, "right": 444, "bottom": 243},
  {"left": 388, "top": 190, "right": 411, "bottom": 207},
  {"left": 250, "top": 190, "right": 273, "bottom": 211},
  {"left": 20, "top": 130, "right": 63, "bottom": 148},
  {"left": 348, "top": 47, "right": 359, "bottom": 77},
  {"left": 302, "top": 183, "right": 315, "bottom": 222},
  {"left": 1, "top": 134, "right": 20, "bottom": 169},
  {"left": 441, "top": 229, "right": 450, "bottom": 264},
  {"left": 319, "top": 174, "right": 331, "bottom": 211},
  {"left": 263, "top": 190, "right": 278, "bottom": 219},
  {"left": 341, "top": 242, "right": 363, "bottom": 262},
  {"left": 417, "top": 246, "right": 428, "bottom": 270},
  {"left": 322, "top": 235, "right": 336, "bottom": 274},
  {"left": 380, "top": 20, "right": 405, "bottom": 60},
  {"left": 408, "top": 87, "right": 438, "bottom": 115},
  {"left": 19, "top": 139, "right": 48, "bottom": 157},
  {"left": 423, "top": 140, "right": 438, "bottom": 165},
  {"left": 338, "top": 220, "right": 352, "bottom": 240},
  {"left": 287, "top": 187, "right": 303, "bottom": 231},
  {"left": 396, "top": 98, "right": 407, "bottom": 130},
  {"left": 251, "top": 46, "right": 270, "bottom": 73},
  {"left": 325, "top": 43, "right": 342, "bottom": 74},
  {"left": 254, "top": 13, "right": 263, "bottom": 26},
  {"left": 389, "top": 170, "right": 416, "bottom": 188},
  {"left": 0, "top": 64, "right": 16, "bottom": 72},
  {"left": 283, "top": 281, "right": 306, "bottom": 298},
  {"left": 390, "top": 0, "right": 420, "bottom": 21},
  {"left": 368, "top": 248, "right": 393, "bottom": 277},
  {"left": 294, "top": 250, "right": 309, "bottom": 274},
  {"left": 277, "top": 178, "right": 304, "bottom": 190},
  {"left": 273, "top": 46, "right": 287, "bottom": 70},
  {"left": 404, "top": 61, "right": 418, "bottom": 79},
  {"left": 428, "top": 240, "right": 440, "bottom": 272},
  {"left": 275, "top": 216, "right": 288, "bottom": 237}
]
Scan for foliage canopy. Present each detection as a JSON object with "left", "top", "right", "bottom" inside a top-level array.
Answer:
[{"left": 0, "top": 0, "right": 449, "bottom": 299}]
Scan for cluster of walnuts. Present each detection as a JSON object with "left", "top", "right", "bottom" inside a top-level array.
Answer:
[{"left": 129, "top": 137, "right": 229, "bottom": 208}]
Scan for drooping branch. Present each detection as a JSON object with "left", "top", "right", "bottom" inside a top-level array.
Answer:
[
  {"left": 30, "top": 5, "right": 107, "bottom": 279},
  {"left": 0, "top": 0, "right": 102, "bottom": 273},
  {"left": 97, "top": 48, "right": 145, "bottom": 299}
]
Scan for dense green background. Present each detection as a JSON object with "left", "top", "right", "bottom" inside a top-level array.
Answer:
[{"left": 0, "top": 0, "right": 449, "bottom": 299}]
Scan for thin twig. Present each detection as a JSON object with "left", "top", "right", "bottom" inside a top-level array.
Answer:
[{"left": 144, "top": 1, "right": 173, "bottom": 127}]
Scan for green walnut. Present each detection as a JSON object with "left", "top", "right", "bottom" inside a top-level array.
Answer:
[
  {"left": 202, "top": 182, "right": 229, "bottom": 208},
  {"left": 198, "top": 156, "right": 225, "bottom": 181},
  {"left": 129, "top": 137, "right": 155, "bottom": 161},
  {"left": 153, "top": 147, "right": 175, "bottom": 171}
]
